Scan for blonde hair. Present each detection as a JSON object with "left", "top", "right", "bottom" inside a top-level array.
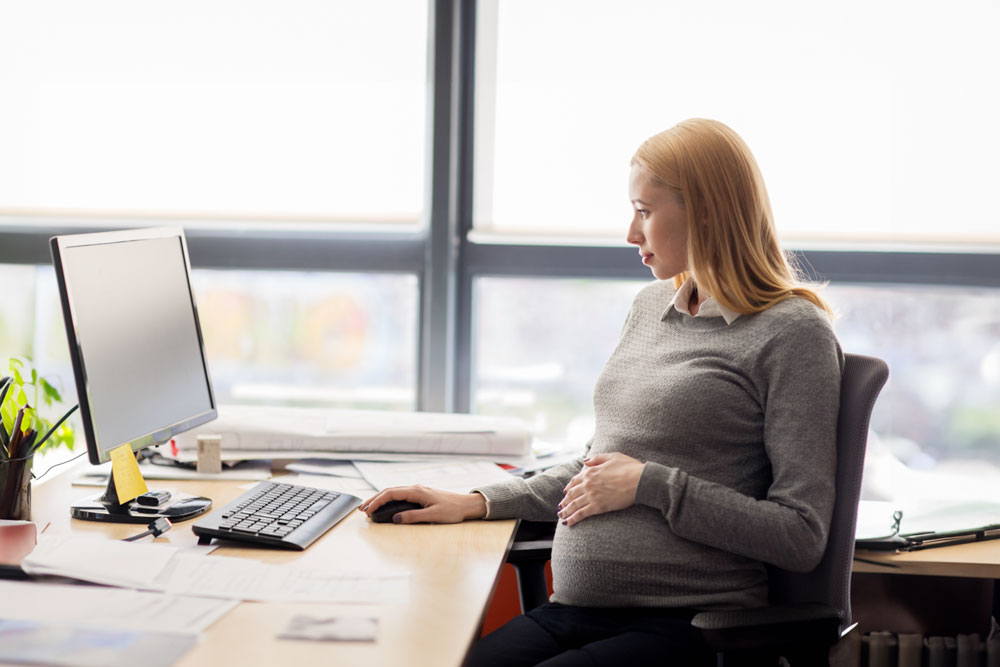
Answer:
[{"left": 631, "top": 118, "right": 832, "bottom": 317}]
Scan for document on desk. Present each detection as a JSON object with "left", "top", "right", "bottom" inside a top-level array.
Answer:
[
  {"left": 22, "top": 534, "right": 179, "bottom": 589},
  {"left": 286, "top": 458, "right": 364, "bottom": 478},
  {"left": 155, "top": 553, "right": 409, "bottom": 604},
  {"left": 72, "top": 459, "right": 273, "bottom": 486},
  {"left": 353, "top": 459, "right": 512, "bottom": 493},
  {"left": 171, "top": 448, "right": 532, "bottom": 466},
  {"left": 22, "top": 535, "right": 409, "bottom": 605},
  {"left": 267, "top": 473, "right": 376, "bottom": 495},
  {"left": 0, "top": 580, "right": 237, "bottom": 634}
]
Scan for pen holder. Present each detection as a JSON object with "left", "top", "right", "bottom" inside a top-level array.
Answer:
[{"left": 0, "top": 455, "right": 33, "bottom": 521}]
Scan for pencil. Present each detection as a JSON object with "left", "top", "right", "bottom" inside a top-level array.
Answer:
[{"left": 9, "top": 407, "right": 25, "bottom": 460}]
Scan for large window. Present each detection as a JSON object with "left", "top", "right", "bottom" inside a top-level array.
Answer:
[
  {"left": 474, "top": 0, "right": 1000, "bottom": 244},
  {"left": 0, "top": 1, "right": 428, "bottom": 227},
  {"left": 2, "top": 1, "right": 999, "bottom": 505}
]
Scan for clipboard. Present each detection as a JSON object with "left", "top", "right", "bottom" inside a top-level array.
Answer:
[{"left": 856, "top": 503, "right": 1000, "bottom": 552}]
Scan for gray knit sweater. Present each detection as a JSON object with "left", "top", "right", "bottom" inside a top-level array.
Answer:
[{"left": 475, "top": 280, "right": 844, "bottom": 610}]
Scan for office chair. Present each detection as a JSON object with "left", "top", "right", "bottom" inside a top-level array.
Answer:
[{"left": 506, "top": 353, "right": 889, "bottom": 667}]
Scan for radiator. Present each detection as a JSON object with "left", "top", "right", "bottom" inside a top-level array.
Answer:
[{"left": 861, "top": 631, "right": 1000, "bottom": 667}]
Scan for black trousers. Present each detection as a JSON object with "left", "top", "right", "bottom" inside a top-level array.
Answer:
[{"left": 463, "top": 602, "right": 715, "bottom": 667}]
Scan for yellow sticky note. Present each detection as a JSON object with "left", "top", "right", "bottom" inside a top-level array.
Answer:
[{"left": 109, "top": 444, "right": 148, "bottom": 505}]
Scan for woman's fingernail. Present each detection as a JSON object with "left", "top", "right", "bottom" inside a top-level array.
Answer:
[
  {"left": 561, "top": 520, "right": 568, "bottom": 526},
  {"left": 392, "top": 515, "right": 403, "bottom": 524}
]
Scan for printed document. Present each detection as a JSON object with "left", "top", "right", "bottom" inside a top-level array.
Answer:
[
  {"left": 353, "top": 459, "right": 512, "bottom": 493},
  {"left": 0, "top": 580, "right": 236, "bottom": 634},
  {"left": 21, "top": 534, "right": 408, "bottom": 604}
]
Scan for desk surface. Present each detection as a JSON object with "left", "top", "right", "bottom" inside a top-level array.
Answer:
[
  {"left": 31, "top": 466, "right": 518, "bottom": 667},
  {"left": 854, "top": 540, "right": 1000, "bottom": 579}
]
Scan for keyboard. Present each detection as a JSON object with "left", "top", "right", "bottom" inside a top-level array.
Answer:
[{"left": 192, "top": 481, "right": 361, "bottom": 551}]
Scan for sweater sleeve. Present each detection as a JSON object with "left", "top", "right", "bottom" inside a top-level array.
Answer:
[
  {"left": 472, "top": 440, "right": 591, "bottom": 521},
  {"left": 633, "top": 313, "right": 843, "bottom": 572}
]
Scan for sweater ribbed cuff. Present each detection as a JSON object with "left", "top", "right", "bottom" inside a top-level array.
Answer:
[
  {"left": 634, "top": 461, "right": 680, "bottom": 513},
  {"left": 470, "top": 479, "right": 528, "bottom": 520}
]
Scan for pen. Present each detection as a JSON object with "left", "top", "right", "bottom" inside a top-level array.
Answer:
[
  {"left": 9, "top": 407, "right": 25, "bottom": 459},
  {"left": 0, "top": 376, "right": 11, "bottom": 451},
  {"left": 17, "top": 429, "right": 36, "bottom": 462}
]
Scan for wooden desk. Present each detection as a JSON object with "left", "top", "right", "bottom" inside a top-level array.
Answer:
[
  {"left": 854, "top": 540, "right": 1000, "bottom": 579},
  {"left": 30, "top": 466, "right": 518, "bottom": 667},
  {"left": 852, "top": 543, "right": 1000, "bottom": 636}
]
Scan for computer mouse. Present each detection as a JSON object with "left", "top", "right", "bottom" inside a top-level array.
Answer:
[{"left": 370, "top": 500, "right": 423, "bottom": 524}]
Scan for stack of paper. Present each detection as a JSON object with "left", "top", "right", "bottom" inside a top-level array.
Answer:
[{"left": 169, "top": 406, "right": 532, "bottom": 461}]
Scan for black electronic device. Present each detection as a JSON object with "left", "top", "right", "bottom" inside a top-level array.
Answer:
[
  {"left": 370, "top": 500, "right": 423, "bottom": 523},
  {"left": 192, "top": 481, "right": 361, "bottom": 550},
  {"left": 50, "top": 227, "right": 217, "bottom": 523}
]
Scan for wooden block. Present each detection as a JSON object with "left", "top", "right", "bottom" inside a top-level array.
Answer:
[{"left": 196, "top": 435, "right": 222, "bottom": 475}]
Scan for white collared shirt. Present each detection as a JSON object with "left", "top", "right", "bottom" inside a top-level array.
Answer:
[{"left": 667, "top": 276, "right": 741, "bottom": 324}]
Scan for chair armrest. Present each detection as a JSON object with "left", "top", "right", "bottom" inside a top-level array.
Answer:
[
  {"left": 506, "top": 521, "right": 556, "bottom": 612},
  {"left": 692, "top": 603, "right": 843, "bottom": 651}
]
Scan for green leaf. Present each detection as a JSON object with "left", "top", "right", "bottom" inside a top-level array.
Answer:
[
  {"left": 1, "top": 396, "right": 14, "bottom": 434},
  {"left": 22, "top": 406, "right": 36, "bottom": 432},
  {"left": 3, "top": 357, "right": 76, "bottom": 455},
  {"left": 40, "top": 378, "right": 62, "bottom": 404}
]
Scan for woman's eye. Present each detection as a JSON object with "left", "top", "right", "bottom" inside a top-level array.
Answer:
[{"left": 637, "top": 209, "right": 649, "bottom": 219}]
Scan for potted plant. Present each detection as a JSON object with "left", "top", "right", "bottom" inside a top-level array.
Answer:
[{"left": 1, "top": 357, "right": 75, "bottom": 520}]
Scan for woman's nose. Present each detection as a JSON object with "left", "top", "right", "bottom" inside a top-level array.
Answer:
[{"left": 626, "top": 216, "right": 642, "bottom": 245}]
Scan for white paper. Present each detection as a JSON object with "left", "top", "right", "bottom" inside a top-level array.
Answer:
[
  {"left": 20, "top": 535, "right": 408, "bottom": 605},
  {"left": 155, "top": 553, "right": 409, "bottom": 604},
  {"left": 856, "top": 498, "right": 1000, "bottom": 540},
  {"left": 353, "top": 459, "right": 512, "bottom": 493},
  {"left": 270, "top": 473, "right": 375, "bottom": 495},
  {"left": 168, "top": 449, "right": 533, "bottom": 466},
  {"left": 285, "top": 459, "right": 363, "bottom": 478},
  {"left": 279, "top": 615, "right": 378, "bottom": 642},
  {"left": 170, "top": 405, "right": 532, "bottom": 458},
  {"left": 22, "top": 535, "right": 179, "bottom": 589},
  {"left": 0, "top": 580, "right": 237, "bottom": 634},
  {"left": 72, "top": 459, "right": 273, "bottom": 486}
]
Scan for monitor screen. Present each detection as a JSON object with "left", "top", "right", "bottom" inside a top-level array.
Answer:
[{"left": 51, "top": 227, "right": 217, "bottom": 465}]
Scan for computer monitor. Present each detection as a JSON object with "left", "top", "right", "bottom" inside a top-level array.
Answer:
[{"left": 50, "top": 226, "right": 217, "bottom": 523}]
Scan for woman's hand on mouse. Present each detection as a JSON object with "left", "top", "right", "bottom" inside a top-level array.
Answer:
[
  {"left": 558, "top": 452, "right": 644, "bottom": 527},
  {"left": 359, "top": 485, "right": 488, "bottom": 524}
]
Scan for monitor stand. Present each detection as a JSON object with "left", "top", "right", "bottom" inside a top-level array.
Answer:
[{"left": 71, "top": 472, "right": 211, "bottom": 524}]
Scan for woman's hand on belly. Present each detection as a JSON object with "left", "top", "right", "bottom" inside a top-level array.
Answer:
[{"left": 558, "top": 452, "right": 644, "bottom": 527}]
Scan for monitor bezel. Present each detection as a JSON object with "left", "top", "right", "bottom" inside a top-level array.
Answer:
[{"left": 50, "top": 226, "right": 218, "bottom": 465}]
